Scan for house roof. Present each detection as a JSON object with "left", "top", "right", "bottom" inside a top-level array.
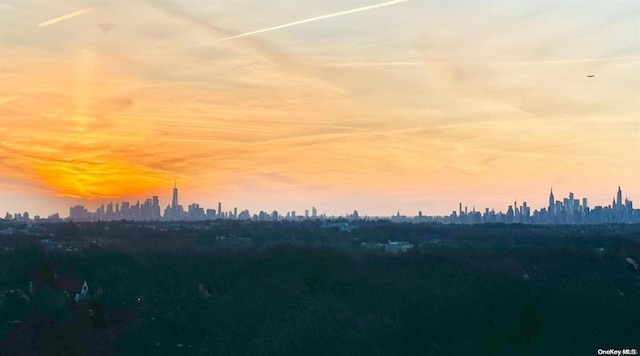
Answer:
[
  {"left": 56, "top": 277, "right": 85, "bottom": 293},
  {"left": 28, "top": 262, "right": 85, "bottom": 292}
]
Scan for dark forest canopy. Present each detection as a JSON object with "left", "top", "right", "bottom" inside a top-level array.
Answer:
[{"left": 0, "top": 221, "right": 638, "bottom": 355}]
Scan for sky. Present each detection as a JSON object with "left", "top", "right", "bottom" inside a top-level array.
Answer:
[{"left": 0, "top": 0, "right": 638, "bottom": 217}]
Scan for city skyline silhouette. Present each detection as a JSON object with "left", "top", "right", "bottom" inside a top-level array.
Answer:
[{"left": 4, "top": 183, "right": 637, "bottom": 224}]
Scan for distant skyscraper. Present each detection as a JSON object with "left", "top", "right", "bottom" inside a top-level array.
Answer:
[
  {"left": 568, "top": 192, "right": 574, "bottom": 213},
  {"left": 106, "top": 203, "right": 114, "bottom": 219},
  {"left": 172, "top": 182, "right": 179, "bottom": 209},
  {"left": 617, "top": 186, "right": 623, "bottom": 207},
  {"left": 152, "top": 196, "right": 160, "bottom": 219},
  {"left": 548, "top": 188, "right": 555, "bottom": 215}
]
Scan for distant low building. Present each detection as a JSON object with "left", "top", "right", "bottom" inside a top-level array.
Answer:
[
  {"left": 360, "top": 242, "right": 384, "bottom": 251},
  {"left": 321, "top": 222, "right": 356, "bottom": 232},
  {"left": 384, "top": 240, "right": 414, "bottom": 254}
]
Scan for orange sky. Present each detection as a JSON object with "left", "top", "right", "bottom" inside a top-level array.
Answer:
[{"left": 0, "top": 0, "right": 638, "bottom": 217}]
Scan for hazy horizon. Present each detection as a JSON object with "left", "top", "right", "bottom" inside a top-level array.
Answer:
[{"left": 1, "top": 0, "right": 638, "bottom": 217}]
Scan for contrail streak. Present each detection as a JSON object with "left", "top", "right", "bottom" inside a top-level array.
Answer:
[
  {"left": 325, "top": 61, "right": 427, "bottom": 66},
  {"left": 527, "top": 56, "right": 640, "bottom": 64},
  {"left": 217, "top": 0, "right": 410, "bottom": 42},
  {"left": 322, "top": 56, "right": 640, "bottom": 66},
  {"left": 38, "top": 7, "right": 94, "bottom": 27}
]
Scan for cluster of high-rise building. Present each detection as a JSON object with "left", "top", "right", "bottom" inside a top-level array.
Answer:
[
  {"left": 64, "top": 183, "right": 323, "bottom": 223},
  {"left": 69, "top": 196, "right": 161, "bottom": 222},
  {"left": 449, "top": 186, "right": 638, "bottom": 224},
  {"left": 3, "top": 212, "right": 63, "bottom": 223}
]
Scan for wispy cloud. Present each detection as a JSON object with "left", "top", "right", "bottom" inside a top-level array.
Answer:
[
  {"left": 0, "top": 95, "right": 21, "bottom": 105},
  {"left": 1, "top": 0, "right": 637, "bottom": 215},
  {"left": 217, "top": 0, "right": 411, "bottom": 41},
  {"left": 37, "top": 7, "right": 94, "bottom": 27}
]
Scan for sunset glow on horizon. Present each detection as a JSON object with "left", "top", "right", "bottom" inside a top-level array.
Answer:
[{"left": 1, "top": 0, "right": 638, "bottom": 217}]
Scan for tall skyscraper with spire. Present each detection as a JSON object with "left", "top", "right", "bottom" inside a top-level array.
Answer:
[
  {"left": 172, "top": 181, "right": 179, "bottom": 209},
  {"left": 163, "top": 182, "right": 184, "bottom": 220},
  {"left": 616, "top": 186, "right": 623, "bottom": 207},
  {"left": 548, "top": 188, "right": 555, "bottom": 215}
]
